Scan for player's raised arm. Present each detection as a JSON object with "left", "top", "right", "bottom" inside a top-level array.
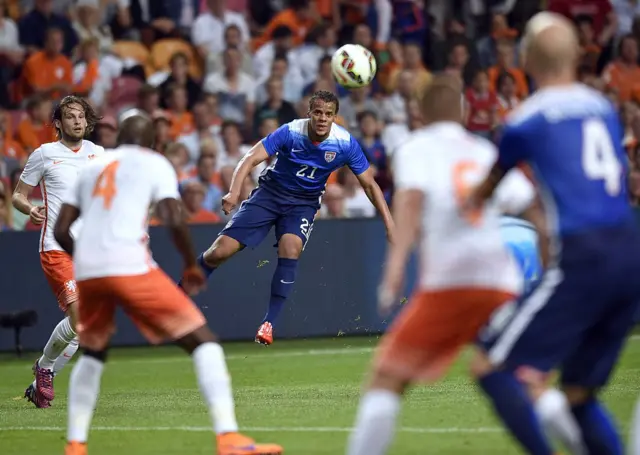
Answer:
[
  {"left": 222, "top": 141, "right": 270, "bottom": 215},
  {"left": 12, "top": 148, "right": 45, "bottom": 225}
]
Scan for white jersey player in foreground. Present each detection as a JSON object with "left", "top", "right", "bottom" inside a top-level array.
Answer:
[
  {"left": 54, "top": 113, "right": 282, "bottom": 455},
  {"left": 347, "top": 75, "right": 539, "bottom": 455},
  {"left": 12, "top": 96, "right": 104, "bottom": 408}
]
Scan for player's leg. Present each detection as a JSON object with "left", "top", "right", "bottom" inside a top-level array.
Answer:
[
  {"left": 120, "top": 270, "right": 283, "bottom": 454},
  {"left": 255, "top": 206, "right": 316, "bottom": 345},
  {"left": 348, "top": 289, "right": 510, "bottom": 455},
  {"left": 179, "top": 190, "right": 278, "bottom": 289},
  {"left": 470, "top": 348, "right": 585, "bottom": 454},
  {"left": 475, "top": 299, "right": 585, "bottom": 454},
  {"left": 27, "top": 252, "right": 80, "bottom": 405},
  {"left": 65, "top": 278, "right": 117, "bottom": 455},
  {"left": 557, "top": 298, "right": 640, "bottom": 455},
  {"left": 475, "top": 268, "right": 582, "bottom": 455}
]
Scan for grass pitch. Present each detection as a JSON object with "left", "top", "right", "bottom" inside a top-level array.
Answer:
[{"left": 1, "top": 336, "right": 639, "bottom": 454}]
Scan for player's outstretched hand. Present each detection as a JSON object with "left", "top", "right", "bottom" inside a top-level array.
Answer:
[
  {"left": 181, "top": 265, "right": 206, "bottom": 296},
  {"left": 29, "top": 206, "right": 46, "bottom": 225},
  {"left": 222, "top": 192, "right": 239, "bottom": 215}
]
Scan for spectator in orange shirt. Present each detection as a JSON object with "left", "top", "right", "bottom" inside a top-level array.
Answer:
[
  {"left": 15, "top": 95, "right": 56, "bottom": 153},
  {"left": 152, "top": 109, "right": 173, "bottom": 154},
  {"left": 0, "top": 108, "right": 25, "bottom": 161},
  {"left": 166, "top": 84, "right": 195, "bottom": 140},
  {"left": 21, "top": 27, "right": 73, "bottom": 101},
  {"left": 73, "top": 38, "right": 100, "bottom": 98},
  {"left": 488, "top": 39, "right": 529, "bottom": 99},
  {"left": 386, "top": 42, "right": 432, "bottom": 95},
  {"left": 181, "top": 180, "right": 222, "bottom": 224},
  {"left": 254, "top": 0, "right": 316, "bottom": 50},
  {"left": 164, "top": 142, "right": 191, "bottom": 182},
  {"left": 576, "top": 15, "right": 601, "bottom": 74},
  {"left": 602, "top": 34, "right": 640, "bottom": 102},
  {"left": 496, "top": 72, "right": 520, "bottom": 123}
]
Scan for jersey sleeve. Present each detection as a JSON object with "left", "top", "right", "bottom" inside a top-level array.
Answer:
[
  {"left": 496, "top": 122, "right": 530, "bottom": 172},
  {"left": 393, "top": 140, "right": 428, "bottom": 192},
  {"left": 346, "top": 137, "right": 370, "bottom": 176},
  {"left": 495, "top": 168, "right": 536, "bottom": 215},
  {"left": 261, "top": 123, "right": 291, "bottom": 157},
  {"left": 151, "top": 157, "right": 181, "bottom": 203},
  {"left": 19, "top": 147, "right": 44, "bottom": 186}
]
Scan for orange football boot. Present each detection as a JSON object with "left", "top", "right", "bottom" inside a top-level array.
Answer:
[
  {"left": 255, "top": 322, "right": 273, "bottom": 345},
  {"left": 217, "top": 432, "right": 283, "bottom": 455},
  {"left": 64, "top": 441, "right": 87, "bottom": 455}
]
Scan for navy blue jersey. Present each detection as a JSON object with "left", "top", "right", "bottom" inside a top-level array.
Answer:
[
  {"left": 497, "top": 84, "right": 632, "bottom": 235},
  {"left": 259, "top": 119, "right": 370, "bottom": 201}
]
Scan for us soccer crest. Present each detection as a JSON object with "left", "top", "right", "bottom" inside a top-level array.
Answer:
[{"left": 324, "top": 151, "right": 336, "bottom": 163}]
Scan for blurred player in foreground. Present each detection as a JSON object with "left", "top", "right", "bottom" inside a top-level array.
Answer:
[
  {"left": 466, "top": 12, "right": 640, "bottom": 455},
  {"left": 476, "top": 216, "right": 586, "bottom": 454},
  {"left": 12, "top": 96, "right": 104, "bottom": 408},
  {"left": 54, "top": 114, "right": 282, "bottom": 455},
  {"left": 346, "top": 75, "right": 537, "bottom": 455},
  {"left": 182, "top": 90, "right": 394, "bottom": 345}
]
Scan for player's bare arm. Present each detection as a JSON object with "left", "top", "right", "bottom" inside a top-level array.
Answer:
[
  {"left": 378, "top": 188, "right": 422, "bottom": 315},
  {"left": 155, "top": 197, "right": 205, "bottom": 295},
  {"left": 466, "top": 163, "right": 507, "bottom": 211},
  {"left": 355, "top": 167, "right": 395, "bottom": 243},
  {"left": 222, "top": 142, "right": 269, "bottom": 215},
  {"left": 53, "top": 203, "right": 81, "bottom": 256},
  {"left": 12, "top": 180, "right": 46, "bottom": 225}
]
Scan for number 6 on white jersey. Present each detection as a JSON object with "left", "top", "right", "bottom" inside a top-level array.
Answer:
[{"left": 582, "top": 118, "right": 622, "bottom": 196}]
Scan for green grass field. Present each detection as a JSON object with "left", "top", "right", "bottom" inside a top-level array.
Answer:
[{"left": 1, "top": 336, "right": 639, "bottom": 455}]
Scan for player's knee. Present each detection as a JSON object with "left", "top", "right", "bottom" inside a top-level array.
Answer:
[
  {"left": 84, "top": 348, "right": 108, "bottom": 363},
  {"left": 367, "top": 371, "right": 408, "bottom": 395},
  {"left": 66, "top": 302, "right": 79, "bottom": 332},
  {"left": 204, "top": 236, "right": 241, "bottom": 266},
  {"left": 278, "top": 234, "right": 303, "bottom": 259},
  {"left": 561, "top": 384, "right": 596, "bottom": 406},
  {"left": 176, "top": 324, "right": 218, "bottom": 355},
  {"left": 469, "top": 348, "right": 495, "bottom": 379}
]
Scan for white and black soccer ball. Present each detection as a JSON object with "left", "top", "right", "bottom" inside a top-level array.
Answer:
[{"left": 331, "top": 44, "right": 377, "bottom": 89}]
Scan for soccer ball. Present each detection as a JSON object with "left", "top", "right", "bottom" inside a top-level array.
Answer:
[{"left": 331, "top": 44, "right": 377, "bottom": 89}]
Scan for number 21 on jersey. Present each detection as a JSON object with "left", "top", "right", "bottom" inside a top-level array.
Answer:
[
  {"left": 92, "top": 161, "right": 120, "bottom": 209},
  {"left": 582, "top": 118, "right": 622, "bottom": 196}
]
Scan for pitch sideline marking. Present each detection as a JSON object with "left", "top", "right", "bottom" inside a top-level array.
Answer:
[{"left": 0, "top": 425, "right": 504, "bottom": 434}]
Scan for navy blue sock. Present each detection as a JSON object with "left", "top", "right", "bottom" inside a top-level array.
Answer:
[
  {"left": 262, "top": 258, "right": 298, "bottom": 326},
  {"left": 179, "top": 253, "right": 216, "bottom": 289},
  {"left": 571, "top": 399, "right": 623, "bottom": 455},
  {"left": 478, "top": 371, "right": 554, "bottom": 455}
]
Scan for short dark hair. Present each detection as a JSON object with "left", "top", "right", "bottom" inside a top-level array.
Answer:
[
  {"left": 308, "top": 90, "right": 339, "bottom": 114},
  {"left": 52, "top": 95, "right": 101, "bottom": 139},
  {"left": 273, "top": 25, "right": 293, "bottom": 40},
  {"left": 169, "top": 51, "right": 189, "bottom": 66},
  {"left": 357, "top": 110, "right": 377, "bottom": 124}
]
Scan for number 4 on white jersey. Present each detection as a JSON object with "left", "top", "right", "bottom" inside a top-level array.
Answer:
[{"left": 582, "top": 118, "right": 622, "bottom": 196}]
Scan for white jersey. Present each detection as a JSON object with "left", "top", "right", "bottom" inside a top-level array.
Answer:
[
  {"left": 64, "top": 145, "right": 180, "bottom": 280},
  {"left": 393, "top": 122, "right": 535, "bottom": 294},
  {"left": 20, "top": 140, "right": 105, "bottom": 253}
]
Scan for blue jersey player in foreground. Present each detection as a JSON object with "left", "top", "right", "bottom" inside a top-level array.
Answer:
[
  {"left": 183, "top": 91, "right": 394, "bottom": 345},
  {"left": 466, "top": 12, "right": 640, "bottom": 455}
]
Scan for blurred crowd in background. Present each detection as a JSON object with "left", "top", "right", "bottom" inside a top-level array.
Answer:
[{"left": 1, "top": 0, "right": 640, "bottom": 232}]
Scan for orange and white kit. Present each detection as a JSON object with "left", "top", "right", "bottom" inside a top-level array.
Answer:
[
  {"left": 63, "top": 146, "right": 205, "bottom": 350},
  {"left": 375, "top": 122, "right": 535, "bottom": 383},
  {"left": 19, "top": 140, "right": 105, "bottom": 311}
]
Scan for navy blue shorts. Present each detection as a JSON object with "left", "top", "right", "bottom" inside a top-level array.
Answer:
[
  {"left": 481, "top": 222, "right": 640, "bottom": 387},
  {"left": 219, "top": 186, "right": 319, "bottom": 249}
]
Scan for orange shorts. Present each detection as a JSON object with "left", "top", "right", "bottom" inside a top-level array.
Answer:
[
  {"left": 40, "top": 250, "right": 77, "bottom": 312},
  {"left": 76, "top": 268, "right": 206, "bottom": 351},
  {"left": 374, "top": 288, "right": 515, "bottom": 383}
]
